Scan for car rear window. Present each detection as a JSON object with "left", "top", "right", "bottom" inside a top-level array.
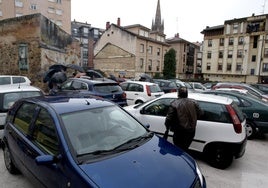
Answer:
[
  {"left": 13, "top": 77, "right": 26, "bottom": 84},
  {"left": 3, "top": 91, "right": 42, "bottom": 110},
  {"left": 148, "top": 85, "right": 162, "bottom": 93},
  {"left": 198, "top": 101, "right": 232, "bottom": 123},
  {"left": 94, "top": 84, "right": 123, "bottom": 93}
]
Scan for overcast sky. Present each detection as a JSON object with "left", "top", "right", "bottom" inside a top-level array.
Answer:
[{"left": 71, "top": 0, "right": 268, "bottom": 42}]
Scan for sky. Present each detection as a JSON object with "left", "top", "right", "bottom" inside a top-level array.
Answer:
[{"left": 71, "top": 0, "right": 268, "bottom": 42}]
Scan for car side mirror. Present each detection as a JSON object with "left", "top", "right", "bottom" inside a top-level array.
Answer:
[{"left": 35, "top": 154, "right": 61, "bottom": 165}]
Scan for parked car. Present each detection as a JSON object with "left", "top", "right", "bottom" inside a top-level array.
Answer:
[
  {"left": 204, "top": 89, "right": 268, "bottom": 139},
  {"left": 250, "top": 83, "right": 268, "bottom": 94},
  {"left": 124, "top": 92, "right": 247, "bottom": 169},
  {"left": 56, "top": 77, "right": 127, "bottom": 107},
  {"left": 212, "top": 82, "right": 268, "bottom": 101},
  {"left": 120, "top": 81, "right": 164, "bottom": 105},
  {"left": 0, "top": 75, "right": 31, "bottom": 86},
  {"left": 0, "top": 85, "right": 43, "bottom": 137},
  {"left": 2, "top": 95, "right": 206, "bottom": 188},
  {"left": 203, "top": 82, "right": 218, "bottom": 90},
  {"left": 188, "top": 82, "right": 207, "bottom": 92},
  {"left": 153, "top": 79, "right": 178, "bottom": 93}
]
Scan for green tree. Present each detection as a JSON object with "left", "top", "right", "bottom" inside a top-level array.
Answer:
[{"left": 163, "top": 48, "right": 176, "bottom": 79}]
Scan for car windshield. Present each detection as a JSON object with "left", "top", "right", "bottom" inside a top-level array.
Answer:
[
  {"left": 2, "top": 91, "right": 41, "bottom": 110},
  {"left": 61, "top": 106, "right": 148, "bottom": 157}
]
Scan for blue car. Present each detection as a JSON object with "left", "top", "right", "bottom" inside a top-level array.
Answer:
[{"left": 2, "top": 96, "right": 206, "bottom": 188}]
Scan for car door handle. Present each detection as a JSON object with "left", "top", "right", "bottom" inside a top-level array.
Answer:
[{"left": 134, "top": 93, "right": 139, "bottom": 95}]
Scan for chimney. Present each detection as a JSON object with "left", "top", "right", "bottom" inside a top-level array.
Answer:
[
  {"left": 106, "top": 21, "right": 110, "bottom": 29},
  {"left": 117, "top": 17, "right": 121, "bottom": 26}
]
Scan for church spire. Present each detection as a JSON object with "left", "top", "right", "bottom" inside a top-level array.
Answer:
[{"left": 151, "top": 0, "right": 164, "bottom": 33}]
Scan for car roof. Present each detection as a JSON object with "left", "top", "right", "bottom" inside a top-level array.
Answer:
[
  {"left": 160, "top": 92, "right": 232, "bottom": 105},
  {"left": 69, "top": 77, "right": 117, "bottom": 84},
  {"left": 0, "top": 85, "right": 42, "bottom": 93},
  {"left": 121, "top": 80, "right": 158, "bottom": 85},
  {"left": 23, "top": 96, "right": 114, "bottom": 114}
]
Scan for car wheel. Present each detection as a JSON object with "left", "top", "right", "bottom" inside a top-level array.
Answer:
[
  {"left": 3, "top": 145, "right": 20, "bottom": 174},
  {"left": 245, "top": 121, "right": 256, "bottom": 139},
  {"left": 135, "top": 100, "right": 143, "bottom": 104},
  {"left": 205, "top": 145, "right": 233, "bottom": 169}
]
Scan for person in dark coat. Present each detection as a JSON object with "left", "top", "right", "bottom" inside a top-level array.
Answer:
[{"left": 165, "top": 86, "right": 202, "bottom": 151}]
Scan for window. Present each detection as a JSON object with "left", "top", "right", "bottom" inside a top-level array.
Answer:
[
  {"left": 266, "top": 35, "right": 268, "bottom": 43},
  {"left": 143, "top": 98, "right": 174, "bottom": 116},
  {"left": 253, "top": 36, "right": 258, "bottom": 48},
  {"left": 220, "top": 38, "right": 224, "bottom": 46},
  {"left": 15, "top": 0, "right": 23, "bottom": 7},
  {"left": 157, "top": 48, "right": 160, "bottom": 56},
  {"left": 236, "top": 64, "right": 242, "bottom": 71},
  {"left": 206, "top": 63, "right": 211, "bottom": 70},
  {"left": 233, "top": 23, "right": 238, "bottom": 33},
  {"left": 140, "top": 44, "right": 144, "bottom": 53},
  {"left": 229, "top": 37, "right": 234, "bottom": 45},
  {"left": 198, "top": 101, "right": 230, "bottom": 123},
  {"left": 263, "top": 63, "right": 268, "bottom": 72},
  {"left": 18, "top": 44, "right": 28, "bottom": 70},
  {"left": 48, "top": 7, "right": 55, "bottom": 13},
  {"left": 264, "top": 48, "right": 268, "bottom": 58},
  {"left": 56, "top": 9, "right": 63, "bottom": 15},
  {"left": 250, "top": 69, "right": 255, "bottom": 75},
  {"left": 207, "top": 51, "right": 211, "bottom": 59},
  {"left": 148, "top": 59, "right": 152, "bottom": 71},
  {"left": 33, "top": 108, "right": 59, "bottom": 155},
  {"left": 30, "top": 4, "right": 37, "bottom": 10},
  {"left": 218, "top": 64, "right": 222, "bottom": 71},
  {"left": 252, "top": 55, "right": 256, "bottom": 62},
  {"left": 219, "top": 51, "right": 223, "bottom": 58},
  {"left": 237, "top": 49, "right": 243, "bottom": 58},
  {"left": 148, "top": 46, "right": 153, "bottom": 54},
  {"left": 208, "top": 39, "right": 212, "bottom": 47},
  {"left": 140, "top": 58, "right": 144, "bottom": 68},
  {"left": 238, "top": 36, "right": 244, "bottom": 45},
  {"left": 14, "top": 103, "right": 36, "bottom": 135},
  {"left": 227, "top": 64, "right": 232, "bottom": 71},
  {"left": 157, "top": 61, "right": 160, "bottom": 71},
  {"left": 228, "top": 50, "right": 233, "bottom": 58}
]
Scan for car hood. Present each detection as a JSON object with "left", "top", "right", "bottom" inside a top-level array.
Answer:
[{"left": 79, "top": 136, "right": 197, "bottom": 188}]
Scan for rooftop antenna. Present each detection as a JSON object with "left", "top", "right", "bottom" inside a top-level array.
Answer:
[{"left": 261, "top": 0, "right": 267, "bottom": 14}]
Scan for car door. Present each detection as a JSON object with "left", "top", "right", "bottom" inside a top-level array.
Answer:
[
  {"left": 11, "top": 103, "right": 68, "bottom": 187},
  {"left": 137, "top": 98, "right": 174, "bottom": 134}
]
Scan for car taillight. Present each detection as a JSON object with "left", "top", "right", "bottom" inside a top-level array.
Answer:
[
  {"left": 170, "top": 89, "right": 177, "bottom": 93},
  {"left": 226, "top": 105, "right": 242, "bottom": 134},
  {"left": 146, "top": 85, "right": 151, "bottom": 96},
  {"left": 122, "top": 92, "right": 127, "bottom": 99}
]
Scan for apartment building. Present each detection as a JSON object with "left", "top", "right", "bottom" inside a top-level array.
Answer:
[
  {"left": 0, "top": 0, "right": 71, "bottom": 33},
  {"left": 71, "top": 20, "right": 104, "bottom": 68},
  {"left": 166, "top": 34, "right": 202, "bottom": 79},
  {"left": 94, "top": 22, "right": 170, "bottom": 79},
  {"left": 201, "top": 13, "right": 268, "bottom": 83}
]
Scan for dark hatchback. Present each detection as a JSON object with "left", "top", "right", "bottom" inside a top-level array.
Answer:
[
  {"left": 204, "top": 90, "right": 268, "bottom": 139},
  {"left": 2, "top": 96, "right": 206, "bottom": 188},
  {"left": 153, "top": 79, "right": 178, "bottom": 93},
  {"left": 56, "top": 77, "right": 127, "bottom": 107}
]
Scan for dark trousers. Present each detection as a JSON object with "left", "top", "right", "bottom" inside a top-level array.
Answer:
[{"left": 173, "top": 129, "right": 195, "bottom": 151}]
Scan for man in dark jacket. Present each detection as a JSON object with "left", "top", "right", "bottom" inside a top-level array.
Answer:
[{"left": 165, "top": 86, "right": 202, "bottom": 151}]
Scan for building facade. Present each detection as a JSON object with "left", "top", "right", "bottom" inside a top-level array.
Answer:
[
  {"left": 0, "top": 0, "right": 71, "bottom": 33},
  {"left": 94, "top": 23, "right": 170, "bottom": 79},
  {"left": 201, "top": 14, "right": 268, "bottom": 83},
  {"left": 0, "top": 14, "right": 80, "bottom": 92}
]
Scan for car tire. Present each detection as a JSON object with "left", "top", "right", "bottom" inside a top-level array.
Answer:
[
  {"left": 135, "top": 100, "right": 143, "bottom": 104},
  {"left": 245, "top": 121, "right": 256, "bottom": 140},
  {"left": 3, "top": 145, "right": 20, "bottom": 174},
  {"left": 205, "top": 145, "right": 233, "bottom": 169}
]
